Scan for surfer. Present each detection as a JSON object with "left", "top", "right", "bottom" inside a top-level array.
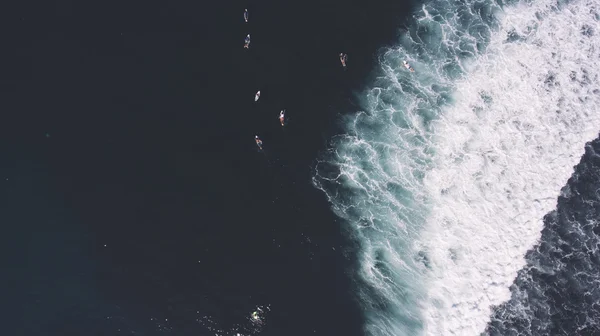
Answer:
[
  {"left": 244, "top": 34, "right": 251, "bottom": 49},
  {"left": 255, "top": 90, "right": 261, "bottom": 101},
  {"left": 279, "top": 109, "right": 285, "bottom": 126},
  {"left": 255, "top": 136, "right": 263, "bottom": 150},
  {"left": 339, "top": 53, "right": 347, "bottom": 69},
  {"left": 244, "top": 9, "right": 248, "bottom": 23},
  {"left": 403, "top": 60, "right": 415, "bottom": 72}
]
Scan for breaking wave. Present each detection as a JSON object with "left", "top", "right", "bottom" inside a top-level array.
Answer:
[{"left": 314, "top": 0, "right": 600, "bottom": 334}]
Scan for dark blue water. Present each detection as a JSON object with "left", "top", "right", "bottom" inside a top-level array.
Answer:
[{"left": 2, "top": 0, "right": 414, "bottom": 335}]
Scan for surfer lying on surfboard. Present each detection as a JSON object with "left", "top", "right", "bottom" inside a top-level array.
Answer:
[
  {"left": 403, "top": 60, "right": 415, "bottom": 72},
  {"left": 339, "top": 53, "right": 347, "bottom": 69},
  {"left": 279, "top": 109, "right": 285, "bottom": 126},
  {"left": 255, "top": 90, "right": 261, "bottom": 101},
  {"left": 244, "top": 34, "right": 251, "bottom": 48},
  {"left": 255, "top": 135, "right": 263, "bottom": 149}
]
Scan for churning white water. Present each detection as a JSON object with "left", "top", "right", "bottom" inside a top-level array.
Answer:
[{"left": 314, "top": 0, "right": 600, "bottom": 335}]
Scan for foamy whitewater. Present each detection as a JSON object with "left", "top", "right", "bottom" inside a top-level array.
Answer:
[{"left": 314, "top": 0, "right": 600, "bottom": 335}]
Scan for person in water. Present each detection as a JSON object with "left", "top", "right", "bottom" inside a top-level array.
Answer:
[
  {"left": 279, "top": 110, "right": 285, "bottom": 126},
  {"left": 403, "top": 60, "right": 415, "bottom": 72},
  {"left": 255, "top": 135, "right": 263, "bottom": 149},
  {"left": 244, "top": 34, "right": 251, "bottom": 49},
  {"left": 339, "top": 53, "right": 347, "bottom": 68},
  {"left": 244, "top": 9, "right": 248, "bottom": 22}
]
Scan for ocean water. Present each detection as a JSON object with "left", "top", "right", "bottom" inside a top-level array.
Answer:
[
  {"left": 314, "top": 0, "right": 600, "bottom": 335},
  {"left": 485, "top": 138, "right": 600, "bottom": 335},
  {"left": 5, "top": 0, "right": 600, "bottom": 334},
  {"left": 2, "top": 0, "right": 409, "bottom": 335}
]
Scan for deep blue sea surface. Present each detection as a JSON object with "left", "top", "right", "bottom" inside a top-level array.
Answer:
[
  {"left": 5, "top": 0, "right": 600, "bottom": 335},
  {"left": 2, "top": 0, "right": 414, "bottom": 335}
]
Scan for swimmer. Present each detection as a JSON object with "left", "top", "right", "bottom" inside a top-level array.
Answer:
[
  {"left": 279, "top": 109, "right": 285, "bottom": 126},
  {"left": 244, "top": 34, "right": 251, "bottom": 49},
  {"left": 403, "top": 60, "right": 415, "bottom": 72},
  {"left": 244, "top": 9, "right": 248, "bottom": 23},
  {"left": 339, "top": 53, "right": 347, "bottom": 69},
  {"left": 255, "top": 135, "right": 263, "bottom": 150}
]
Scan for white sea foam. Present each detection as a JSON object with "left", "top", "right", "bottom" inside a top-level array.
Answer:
[
  {"left": 421, "top": 0, "right": 600, "bottom": 334},
  {"left": 315, "top": 0, "right": 600, "bottom": 335}
]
